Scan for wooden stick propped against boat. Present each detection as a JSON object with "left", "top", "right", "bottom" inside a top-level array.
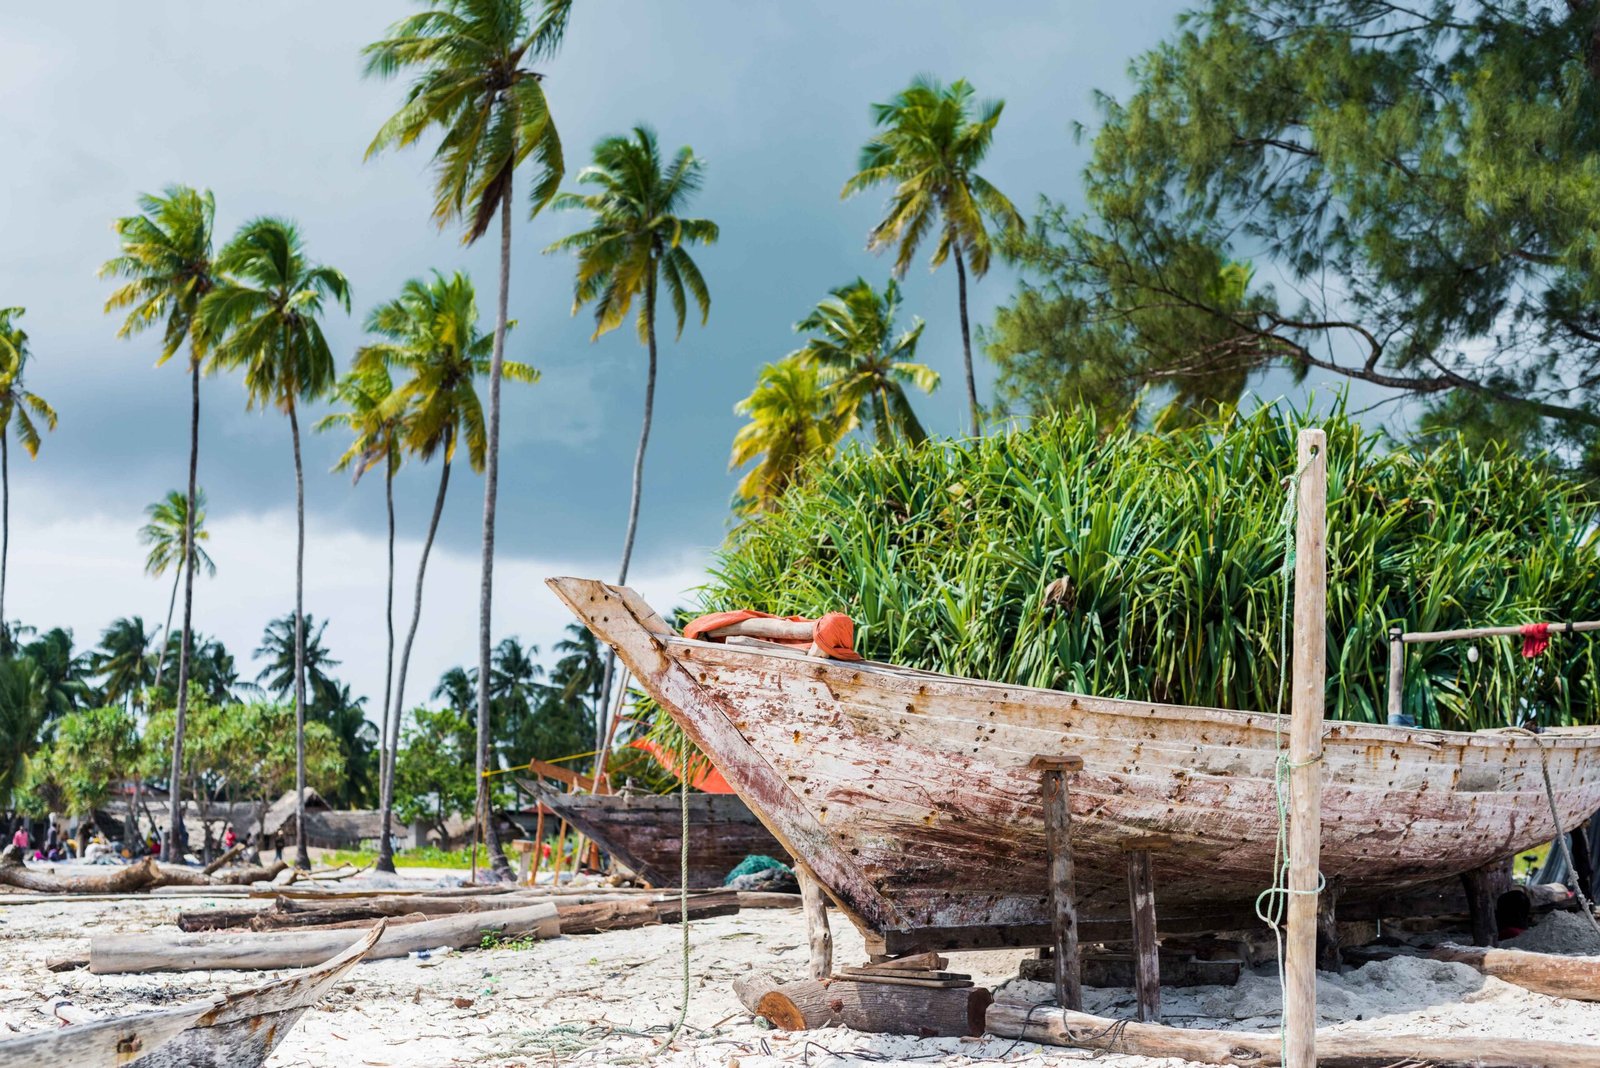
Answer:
[{"left": 1286, "top": 427, "right": 1327, "bottom": 1068}]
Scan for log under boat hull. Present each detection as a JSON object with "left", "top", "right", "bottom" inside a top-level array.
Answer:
[
  {"left": 525, "top": 781, "right": 787, "bottom": 888},
  {"left": 550, "top": 578, "right": 1600, "bottom": 951}
]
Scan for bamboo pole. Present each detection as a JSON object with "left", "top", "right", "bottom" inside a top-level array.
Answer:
[
  {"left": 1286, "top": 428, "right": 1327, "bottom": 1068},
  {"left": 1401, "top": 619, "right": 1600, "bottom": 643},
  {"left": 530, "top": 806, "right": 545, "bottom": 886},
  {"left": 1385, "top": 626, "right": 1405, "bottom": 725}
]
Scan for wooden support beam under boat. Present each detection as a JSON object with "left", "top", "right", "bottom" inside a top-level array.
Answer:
[
  {"left": 795, "top": 861, "right": 833, "bottom": 981},
  {"left": 1122, "top": 835, "right": 1167, "bottom": 1022},
  {"left": 1462, "top": 864, "right": 1501, "bottom": 947},
  {"left": 1030, "top": 754, "right": 1084, "bottom": 1011}
]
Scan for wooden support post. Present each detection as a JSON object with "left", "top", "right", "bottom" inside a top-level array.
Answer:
[
  {"left": 511, "top": 840, "right": 534, "bottom": 886},
  {"left": 1030, "top": 754, "right": 1085, "bottom": 1012},
  {"left": 549, "top": 821, "right": 570, "bottom": 887},
  {"left": 794, "top": 861, "right": 833, "bottom": 980},
  {"left": 1316, "top": 877, "right": 1341, "bottom": 973},
  {"left": 1386, "top": 626, "right": 1405, "bottom": 725},
  {"left": 1122, "top": 836, "right": 1167, "bottom": 1023},
  {"left": 531, "top": 807, "right": 546, "bottom": 885},
  {"left": 1286, "top": 427, "right": 1327, "bottom": 1068},
  {"left": 1461, "top": 865, "right": 1499, "bottom": 948}
]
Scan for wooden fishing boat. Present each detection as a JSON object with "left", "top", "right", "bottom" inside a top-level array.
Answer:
[
  {"left": 521, "top": 779, "right": 786, "bottom": 887},
  {"left": 550, "top": 577, "right": 1600, "bottom": 954},
  {"left": 0, "top": 921, "right": 381, "bottom": 1068}
]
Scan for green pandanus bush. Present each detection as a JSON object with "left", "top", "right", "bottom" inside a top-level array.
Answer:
[{"left": 694, "top": 404, "right": 1600, "bottom": 732}]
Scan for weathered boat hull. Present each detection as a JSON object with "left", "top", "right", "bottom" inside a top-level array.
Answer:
[
  {"left": 551, "top": 577, "right": 1600, "bottom": 952},
  {"left": 524, "top": 780, "right": 787, "bottom": 888},
  {"left": 0, "top": 923, "right": 381, "bottom": 1068}
]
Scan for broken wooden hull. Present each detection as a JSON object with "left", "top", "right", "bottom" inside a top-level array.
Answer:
[
  {"left": 523, "top": 780, "right": 786, "bottom": 888},
  {"left": 0, "top": 923, "right": 380, "bottom": 1068},
  {"left": 550, "top": 577, "right": 1600, "bottom": 952}
]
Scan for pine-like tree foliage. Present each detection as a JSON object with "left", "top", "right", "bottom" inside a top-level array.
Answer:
[
  {"left": 706, "top": 405, "right": 1600, "bottom": 731},
  {"left": 994, "top": 1, "right": 1600, "bottom": 452}
]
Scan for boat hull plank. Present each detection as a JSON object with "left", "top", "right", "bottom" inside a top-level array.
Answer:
[{"left": 549, "top": 577, "right": 1600, "bottom": 948}]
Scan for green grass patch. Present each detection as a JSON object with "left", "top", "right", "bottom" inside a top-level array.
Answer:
[{"left": 322, "top": 844, "right": 496, "bottom": 870}]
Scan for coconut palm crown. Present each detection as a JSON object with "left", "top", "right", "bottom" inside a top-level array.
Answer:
[
  {"left": 790, "top": 277, "right": 939, "bottom": 448},
  {"left": 842, "top": 76, "right": 1021, "bottom": 436},
  {"left": 363, "top": 0, "right": 568, "bottom": 240}
]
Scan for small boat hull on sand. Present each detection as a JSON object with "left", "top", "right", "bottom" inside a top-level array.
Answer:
[
  {"left": 0, "top": 923, "right": 381, "bottom": 1068},
  {"left": 524, "top": 780, "right": 787, "bottom": 888},
  {"left": 551, "top": 577, "right": 1600, "bottom": 953}
]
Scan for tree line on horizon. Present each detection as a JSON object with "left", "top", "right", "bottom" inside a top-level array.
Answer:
[{"left": 6, "top": 0, "right": 1600, "bottom": 874}]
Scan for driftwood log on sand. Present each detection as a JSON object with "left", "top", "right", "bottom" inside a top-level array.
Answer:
[
  {"left": 0, "top": 845, "right": 285, "bottom": 895},
  {"left": 177, "top": 888, "right": 777, "bottom": 932},
  {"left": 984, "top": 1001, "right": 1600, "bottom": 1067},
  {"left": 90, "top": 903, "right": 559, "bottom": 973},
  {"left": 1430, "top": 942, "right": 1600, "bottom": 1002},
  {"left": 733, "top": 975, "right": 991, "bottom": 1038}
]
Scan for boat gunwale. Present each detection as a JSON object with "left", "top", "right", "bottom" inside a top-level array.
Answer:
[{"left": 666, "top": 634, "right": 1600, "bottom": 752}]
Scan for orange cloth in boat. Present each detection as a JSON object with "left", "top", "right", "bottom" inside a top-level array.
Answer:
[
  {"left": 628, "top": 737, "right": 734, "bottom": 794},
  {"left": 683, "top": 609, "right": 863, "bottom": 660}
]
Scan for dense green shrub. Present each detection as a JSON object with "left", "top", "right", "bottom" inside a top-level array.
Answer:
[{"left": 703, "top": 406, "right": 1600, "bottom": 731}]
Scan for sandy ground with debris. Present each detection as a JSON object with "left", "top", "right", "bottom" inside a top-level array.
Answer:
[{"left": 2, "top": 877, "right": 1599, "bottom": 1067}]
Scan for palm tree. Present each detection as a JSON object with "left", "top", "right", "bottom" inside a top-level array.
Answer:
[
  {"left": 551, "top": 623, "right": 603, "bottom": 710},
  {"left": 842, "top": 77, "right": 1022, "bottom": 437},
  {"left": 432, "top": 666, "right": 476, "bottom": 715},
  {"left": 730, "top": 356, "right": 847, "bottom": 513},
  {"left": 101, "top": 184, "right": 219, "bottom": 862},
  {"left": 0, "top": 655, "right": 48, "bottom": 810},
  {"left": 201, "top": 217, "right": 349, "bottom": 869},
  {"left": 546, "top": 125, "right": 717, "bottom": 755},
  {"left": 0, "top": 308, "right": 58, "bottom": 629},
  {"left": 95, "top": 617, "right": 158, "bottom": 713},
  {"left": 139, "top": 489, "right": 216, "bottom": 696},
  {"left": 792, "top": 278, "right": 940, "bottom": 447},
  {"left": 365, "top": 0, "right": 568, "bottom": 880},
  {"left": 317, "top": 364, "right": 402, "bottom": 847},
  {"left": 356, "top": 270, "right": 534, "bottom": 871},
  {"left": 488, "top": 636, "right": 542, "bottom": 757},
  {"left": 312, "top": 683, "right": 379, "bottom": 808},
  {"left": 254, "top": 613, "right": 342, "bottom": 705},
  {"left": 20, "top": 628, "right": 95, "bottom": 719}
]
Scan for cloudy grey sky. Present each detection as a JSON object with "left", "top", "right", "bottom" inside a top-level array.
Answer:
[{"left": 2, "top": 0, "right": 1218, "bottom": 709}]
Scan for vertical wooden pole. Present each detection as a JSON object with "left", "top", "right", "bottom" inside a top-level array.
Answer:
[
  {"left": 1124, "top": 844, "right": 1161, "bottom": 1022},
  {"left": 795, "top": 860, "right": 833, "bottom": 980},
  {"left": 549, "top": 820, "right": 570, "bottom": 886},
  {"left": 531, "top": 806, "right": 546, "bottom": 886},
  {"left": 1030, "top": 754, "right": 1084, "bottom": 1011},
  {"left": 1386, "top": 627, "right": 1404, "bottom": 725},
  {"left": 1286, "top": 428, "right": 1327, "bottom": 1068},
  {"left": 1461, "top": 866, "right": 1498, "bottom": 948}
]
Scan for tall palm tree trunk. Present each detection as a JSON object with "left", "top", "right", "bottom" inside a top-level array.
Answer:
[
  {"left": 289, "top": 398, "right": 310, "bottom": 871},
  {"left": 152, "top": 568, "right": 180, "bottom": 695},
  {"left": 165, "top": 357, "right": 201, "bottom": 863},
  {"left": 379, "top": 454, "right": 451, "bottom": 873},
  {"left": 376, "top": 454, "right": 399, "bottom": 871},
  {"left": 475, "top": 180, "right": 513, "bottom": 880},
  {"left": 954, "top": 246, "right": 980, "bottom": 438},
  {"left": 1, "top": 428, "right": 8, "bottom": 635},
  {"left": 596, "top": 277, "right": 659, "bottom": 762}
]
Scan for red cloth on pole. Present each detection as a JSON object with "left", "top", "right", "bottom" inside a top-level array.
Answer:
[
  {"left": 628, "top": 737, "right": 734, "bottom": 794},
  {"left": 1521, "top": 622, "right": 1551, "bottom": 658}
]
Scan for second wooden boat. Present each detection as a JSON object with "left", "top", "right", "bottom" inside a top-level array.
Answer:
[
  {"left": 0, "top": 921, "right": 382, "bottom": 1068},
  {"left": 522, "top": 780, "right": 787, "bottom": 888},
  {"left": 550, "top": 577, "right": 1600, "bottom": 954}
]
